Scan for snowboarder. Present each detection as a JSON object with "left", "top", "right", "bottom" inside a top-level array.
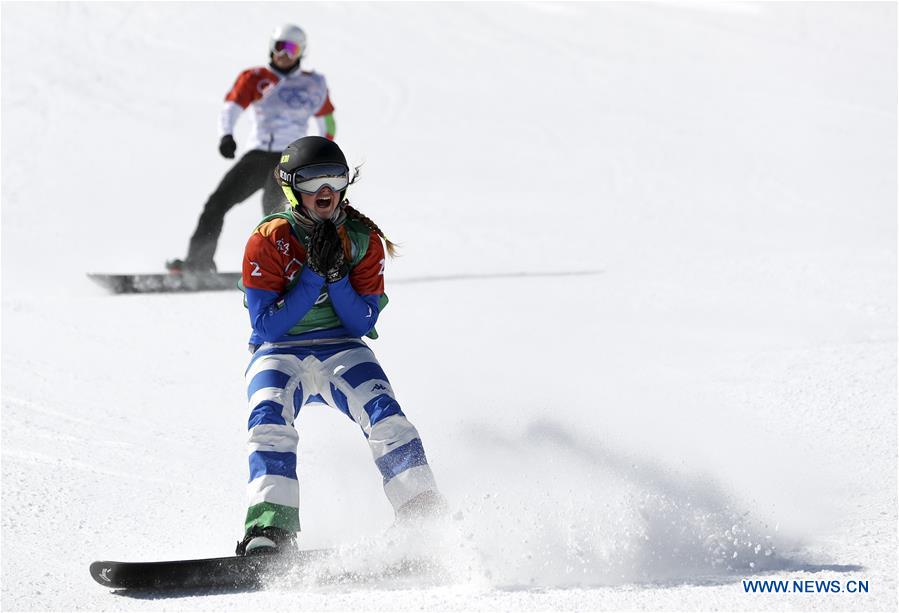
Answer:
[
  {"left": 169, "top": 24, "right": 336, "bottom": 274},
  {"left": 235, "top": 136, "right": 445, "bottom": 556}
]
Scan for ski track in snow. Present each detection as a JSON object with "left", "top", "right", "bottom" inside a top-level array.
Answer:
[{"left": 2, "top": 1, "right": 896, "bottom": 611}]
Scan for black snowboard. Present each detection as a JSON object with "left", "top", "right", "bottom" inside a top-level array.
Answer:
[
  {"left": 87, "top": 272, "right": 241, "bottom": 294},
  {"left": 90, "top": 550, "right": 327, "bottom": 590}
]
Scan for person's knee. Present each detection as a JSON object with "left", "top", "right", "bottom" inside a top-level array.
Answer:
[{"left": 202, "top": 190, "right": 236, "bottom": 215}]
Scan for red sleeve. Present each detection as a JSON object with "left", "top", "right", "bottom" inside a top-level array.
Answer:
[
  {"left": 349, "top": 233, "right": 385, "bottom": 296},
  {"left": 244, "top": 219, "right": 310, "bottom": 294},
  {"left": 243, "top": 233, "right": 286, "bottom": 293},
  {"left": 314, "top": 91, "right": 336, "bottom": 117},
  {"left": 225, "top": 68, "right": 279, "bottom": 109}
]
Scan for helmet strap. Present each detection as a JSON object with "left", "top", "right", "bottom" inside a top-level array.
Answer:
[{"left": 281, "top": 185, "right": 300, "bottom": 208}]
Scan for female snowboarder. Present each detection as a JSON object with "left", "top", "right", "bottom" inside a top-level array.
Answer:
[{"left": 235, "top": 136, "right": 444, "bottom": 555}]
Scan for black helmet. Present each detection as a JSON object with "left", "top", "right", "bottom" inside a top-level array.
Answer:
[{"left": 277, "top": 136, "right": 350, "bottom": 207}]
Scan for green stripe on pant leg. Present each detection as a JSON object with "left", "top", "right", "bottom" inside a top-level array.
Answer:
[{"left": 245, "top": 501, "right": 301, "bottom": 533}]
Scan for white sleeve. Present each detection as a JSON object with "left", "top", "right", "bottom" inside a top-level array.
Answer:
[
  {"left": 218, "top": 101, "right": 243, "bottom": 137},
  {"left": 315, "top": 115, "right": 327, "bottom": 137}
]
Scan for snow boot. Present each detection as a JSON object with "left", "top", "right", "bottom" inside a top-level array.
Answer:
[
  {"left": 166, "top": 258, "right": 217, "bottom": 274},
  {"left": 235, "top": 526, "right": 297, "bottom": 556}
]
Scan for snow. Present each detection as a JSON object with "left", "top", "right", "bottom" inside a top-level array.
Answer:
[{"left": 1, "top": 1, "right": 896, "bottom": 610}]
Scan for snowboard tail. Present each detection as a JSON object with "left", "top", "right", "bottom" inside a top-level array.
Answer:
[
  {"left": 90, "top": 551, "right": 325, "bottom": 590},
  {"left": 87, "top": 272, "right": 241, "bottom": 294}
]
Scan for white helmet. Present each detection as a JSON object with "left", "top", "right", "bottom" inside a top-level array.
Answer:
[{"left": 269, "top": 24, "right": 306, "bottom": 58}]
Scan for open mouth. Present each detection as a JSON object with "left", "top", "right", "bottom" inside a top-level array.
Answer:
[{"left": 315, "top": 193, "right": 333, "bottom": 210}]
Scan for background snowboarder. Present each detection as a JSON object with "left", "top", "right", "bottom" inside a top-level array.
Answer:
[
  {"left": 235, "top": 136, "right": 445, "bottom": 555},
  {"left": 169, "top": 24, "right": 336, "bottom": 274}
]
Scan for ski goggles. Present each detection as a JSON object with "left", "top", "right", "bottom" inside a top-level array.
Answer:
[
  {"left": 272, "top": 40, "right": 302, "bottom": 59},
  {"left": 284, "top": 163, "right": 350, "bottom": 194}
]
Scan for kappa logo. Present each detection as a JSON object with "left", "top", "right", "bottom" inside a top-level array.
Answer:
[
  {"left": 371, "top": 383, "right": 388, "bottom": 391},
  {"left": 275, "top": 238, "right": 290, "bottom": 256}
]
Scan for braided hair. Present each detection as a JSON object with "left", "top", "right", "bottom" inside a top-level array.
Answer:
[
  {"left": 343, "top": 202, "right": 398, "bottom": 258},
  {"left": 338, "top": 163, "right": 398, "bottom": 257}
]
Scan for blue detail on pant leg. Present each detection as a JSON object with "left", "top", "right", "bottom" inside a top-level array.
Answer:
[
  {"left": 374, "top": 438, "right": 427, "bottom": 484},
  {"left": 306, "top": 393, "right": 325, "bottom": 405},
  {"left": 363, "top": 393, "right": 404, "bottom": 426},
  {"left": 293, "top": 381, "right": 304, "bottom": 418},
  {"left": 248, "top": 450, "right": 297, "bottom": 481},
  {"left": 329, "top": 383, "right": 355, "bottom": 422},
  {"left": 247, "top": 369, "right": 292, "bottom": 401},
  {"left": 341, "top": 361, "right": 388, "bottom": 389},
  {"left": 248, "top": 400, "right": 286, "bottom": 429}
]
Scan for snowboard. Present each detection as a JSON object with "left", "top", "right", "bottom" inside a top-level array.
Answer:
[
  {"left": 89, "top": 550, "right": 327, "bottom": 590},
  {"left": 87, "top": 272, "right": 241, "bottom": 294}
]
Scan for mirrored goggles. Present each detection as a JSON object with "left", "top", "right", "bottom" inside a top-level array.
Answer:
[
  {"left": 290, "top": 163, "right": 350, "bottom": 194},
  {"left": 272, "top": 40, "right": 302, "bottom": 58}
]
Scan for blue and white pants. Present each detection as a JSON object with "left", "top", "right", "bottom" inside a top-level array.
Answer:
[{"left": 243, "top": 339, "right": 438, "bottom": 533}]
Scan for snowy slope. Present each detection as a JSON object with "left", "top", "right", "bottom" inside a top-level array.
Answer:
[{"left": 1, "top": 1, "right": 896, "bottom": 611}]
